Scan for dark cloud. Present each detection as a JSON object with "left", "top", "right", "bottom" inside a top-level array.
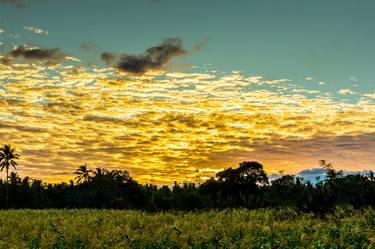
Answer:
[
  {"left": 1, "top": 46, "right": 67, "bottom": 65},
  {"left": 0, "top": 0, "right": 25, "bottom": 8},
  {"left": 10, "top": 46, "right": 66, "bottom": 64},
  {"left": 83, "top": 114, "right": 138, "bottom": 126},
  {"left": 0, "top": 123, "right": 47, "bottom": 133},
  {"left": 83, "top": 115, "right": 124, "bottom": 124},
  {"left": 47, "top": 171, "right": 73, "bottom": 176},
  {"left": 0, "top": 56, "right": 13, "bottom": 65},
  {"left": 101, "top": 38, "right": 187, "bottom": 74},
  {"left": 193, "top": 38, "right": 209, "bottom": 52},
  {"left": 80, "top": 42, "right": 96, "bottom": 52}
]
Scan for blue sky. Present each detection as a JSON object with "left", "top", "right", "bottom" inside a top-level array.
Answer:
[{"left": 2, "top": 0, "right": 375, "bottom": 86}]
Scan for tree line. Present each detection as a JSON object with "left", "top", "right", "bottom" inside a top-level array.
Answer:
[{"left": 1, "top": 144, "right": 375, "bottom": 214}]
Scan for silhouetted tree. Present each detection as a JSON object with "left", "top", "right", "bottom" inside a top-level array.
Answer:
[
  {"left": 93, "top": 167, "right": 106, "bottom": 178},
  {"left": 0, "top": 144, "right": 19, "bottom": 208},
  {"left": 0, "top": 156, "right": 372, "bottom": 213},
  {"left": 203, "top": 161, "right": 268, "bottom": 208},
  {"left": 74, "top": 164, "right": 92, "bottom": 184},
  {"left": 320, "top": 160, "right": 343, "bottom": 182},
  {"left": 262, "top": 175, "right": 311, "bottom": 210}
]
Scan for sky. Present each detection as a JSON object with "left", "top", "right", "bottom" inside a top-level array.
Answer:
[{"left": 0, "top": 0, "right": 375, "bottom": 184}]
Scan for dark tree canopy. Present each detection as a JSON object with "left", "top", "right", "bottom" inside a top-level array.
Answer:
[
  {"left": 0, "top": 152, "right": 373, "bottom": 214},
  {"left": 217, "top": 161, "right": 268, "bottom": 185}
]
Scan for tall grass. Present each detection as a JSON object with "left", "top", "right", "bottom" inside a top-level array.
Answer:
[{"left": 0, "top": 207, "right": 374, "bottom": 248}]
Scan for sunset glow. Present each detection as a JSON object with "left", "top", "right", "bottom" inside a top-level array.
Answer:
[{"left": 1, "top": 0, "right": 375, "bottom": 184}]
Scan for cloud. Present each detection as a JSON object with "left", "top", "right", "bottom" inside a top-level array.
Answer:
[
  {"left": 338, "top": 89, "right": 356, "bottom": 95},
  {"left": 101, "top": 38, "right": 187, "bottom": 74},
  {"left": 23, "top": 26, "right": 49, "bottom": 35},
  {"left": 4, "top": 45, "right": 67, "bottom": 65},
  {"left": 296, "top": 168, "right": 325, "bottom": 182},
  {"left": 292, "top": 88, "right": 320, "bottom": 94},
  {"left": 80, "top": 42, "right": 96, "bottom": 52},
  {"left": 0, "top": 123, "right": 47, "bottom": 133},
  {"left": 269, "top": 169, "right": 324, "bottom": 183},
  {"left": 0, "top": 55, "right": 13, "bottom": 65},
  {"left": 364, "top": 92, "right": 375, "bottom": 99},
  {"left": 193, "top": 38, "right": 209, "bottom": 52},
  {"left": 0, "top": 0, "right": 25, "bottom": 8},
  {"left": 269, "top": 167, "right": 373, "bottom": 184},
  {"left": 1, "top": 64, "right": 375, "bottom": 184},
  {"left": 296, "top": 168, "right": 373, "bottom": 183}
]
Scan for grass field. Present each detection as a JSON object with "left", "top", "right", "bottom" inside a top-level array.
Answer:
[{"left": 0, "top": 207, "right": 374, "bottom": 249}]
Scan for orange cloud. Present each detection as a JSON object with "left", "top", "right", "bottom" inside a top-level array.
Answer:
[{"left": 1, "top": 63, "right": 375, "bottom": 185}]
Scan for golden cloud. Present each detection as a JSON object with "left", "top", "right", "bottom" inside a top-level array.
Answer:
[{"left": 0, "top": 63, "right": 375, "bottom": 185}]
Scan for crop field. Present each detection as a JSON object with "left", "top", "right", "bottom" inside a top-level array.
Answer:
[{"left": 0, "top": 207, "right": 374, "bottom": 249}]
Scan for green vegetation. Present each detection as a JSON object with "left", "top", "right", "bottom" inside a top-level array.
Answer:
[
  {"left": 0, "top": 207, "right": 374, "bottom": 248},
  {"left": 1, "top": 144, "right": 375, "bottom": 248}
]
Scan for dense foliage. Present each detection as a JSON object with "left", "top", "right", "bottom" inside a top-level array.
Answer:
[
  {"left": 0, "top": 159, "right": 374, "bottom": 214},
  {"left": 0, "top": 207, "right": 375, "bottom": 248}
]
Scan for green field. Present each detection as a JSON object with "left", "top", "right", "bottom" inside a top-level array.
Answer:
[{"left": 0, "top": 207, "right": 374, "bottom": 249}]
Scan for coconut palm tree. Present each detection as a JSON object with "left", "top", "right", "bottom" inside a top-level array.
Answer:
[
  {"left": 0, "top": 144, "right": 19, "bottom": 208},
  {"left": 74, "top": 164, "right": 92, "bottom": 184},
  {"left": 93, "top": 167, "right": 107, "bottom": 177}
]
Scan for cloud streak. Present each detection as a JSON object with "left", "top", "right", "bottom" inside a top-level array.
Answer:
[
  {"left": 101, "top": 38, "right": 186, "bottom": 74},
  {"left": 23, "top": 26, "right": 49, "bottom": 35},
  {"left": 2, "top": 45, "right": 67, "bottom": 65},
  {"left": 0, "top": 0, "right": 25, "bottom": 8}
]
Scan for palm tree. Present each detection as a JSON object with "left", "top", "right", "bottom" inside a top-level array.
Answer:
[
  {"left": 0, "top": 144, "right": 19, "bottom": 208},
  {"left": 93, "top": 167, "right": 107, "bottom": 177},
  {"left": 74, "top": 164, "right": 92, "bottom": 184}
]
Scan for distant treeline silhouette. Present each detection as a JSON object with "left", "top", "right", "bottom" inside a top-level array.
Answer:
[{"left": 1, "top": 144, "right": 375, "bottom": 214}]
